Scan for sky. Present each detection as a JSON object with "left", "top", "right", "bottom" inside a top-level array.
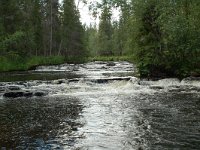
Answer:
[
  {"left": 76, "top": 0, "right": 97, "bottom": 25},
  {"left": 60, "top": 0, "right": 120, "bottom": 26},
  {"left": 77, "top": 0, "right": 120, "bottom": 26}
]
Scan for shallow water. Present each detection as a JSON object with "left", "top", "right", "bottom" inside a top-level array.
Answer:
[{"left": 0, "top": 61, "right": 200, "bottom": 149}]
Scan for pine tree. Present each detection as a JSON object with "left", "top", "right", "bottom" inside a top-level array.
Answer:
[
  {"left": 61, "top": 0, "right": 86, "bottom": 61},
  {"left": 97, "top": 5, "right": 113, "bottom": 56},
  {"left": 41, "top": 0, "right": 60, "bottom": 56},
  {"left": 31, "top": 0, "right": 43, "bottom": 56}
]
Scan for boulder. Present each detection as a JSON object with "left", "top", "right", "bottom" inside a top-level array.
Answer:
[
  {"left": 52, "top": 79, "right": 67, "bottom": 84},
  {"left": 90, "top": 77, "right": 131, "bottom": 84},
  {"left": 3, "top": 90, "right": 47, "bottom": 98},
  {"left": 68, "top": 79, "right": 80, "bottom": 83},
  {"left": 3, "top": 91, "right": 24, "bottom": 98},
  {"left": 7, "top": 86, "right": 21, "bottom": 91},
  {"left": 23, "top": 91, "right": 33, "bottom": 97},
  {"left": 34, "top": 91, "right": 47, "bottom": 97},
  {"left": 106, "top": 62, "right": 116, "bottom": 66},
  {"left": 149, "top": 85, "right": 164, "bottom": 90}
]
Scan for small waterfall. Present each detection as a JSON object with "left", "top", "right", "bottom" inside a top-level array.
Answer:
[{"left": 181, "top": 77, "right": 200, "bottom": 87}]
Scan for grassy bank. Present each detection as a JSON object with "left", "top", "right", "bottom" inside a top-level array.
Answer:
[
  {"left": 0, "top": 55, "right": 134, "bottom": 72},
  {"left": 88, "top": 56, "right": 134, "bottom": 62},
  {"left": 0, "top": 56, "right": 65, "bottom": 72}
]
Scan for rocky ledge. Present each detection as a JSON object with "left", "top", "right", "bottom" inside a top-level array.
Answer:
[{"left": 1, "top": 85, "right": 47, "bottom": 98}]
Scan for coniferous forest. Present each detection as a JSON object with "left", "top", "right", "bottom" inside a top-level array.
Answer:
[{"left": 0, "top": 0, "right": 200, "bottom": 78}]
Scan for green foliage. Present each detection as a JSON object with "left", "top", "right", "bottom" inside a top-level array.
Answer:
[
  {"left": 0, "top": 56, "right": 65, "bottom": 72},
  {"left": 91, "top": 0, "right": 200, "bottom": 77},
  {"left": 84, "top": 25, "right": 99, "bottom": 56},
  {"left": 61, "top": 0, "right": 87, "bottom": 59},
  {"left": 0, "top": 0, "right": 88, "bottom": 72},
  {"left": 88, "top": 55, "right": 134, "bottom": 62},
  {"left": 97, "top": 5, "right": 113, "bottom": 56},
  {"left": 0, "top": 31, "right": 27, "bottom": 55},
  {"left": 128, "top": 0, "right": 200, "bottom": 77}
]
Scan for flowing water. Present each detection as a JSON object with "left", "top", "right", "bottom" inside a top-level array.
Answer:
[{"left": 0, "top": 61, "right": 200, "bottom": 150}]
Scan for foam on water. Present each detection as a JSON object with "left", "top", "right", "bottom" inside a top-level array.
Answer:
[
  {"left": 181, "top": 77, "right": 200, "bottom": 87},
  {"left": 1, "top": 61, "right": 200, "bottom": 149}
]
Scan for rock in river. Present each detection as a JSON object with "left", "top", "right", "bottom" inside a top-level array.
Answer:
[
  {"left": 7, "top": 86, "right": 21, "bottom": 91},
  {"left": 3, "top": 90, "right": 47, "bottom": 98},
  {"left": 34, "top": 91, "right": 47, "bottom": 97},
  {"left": 106, "top": 62, "right": 116, "bottom": 66},
  {"left": 3, "top": 91, "right": 24, "bottom": 98}
]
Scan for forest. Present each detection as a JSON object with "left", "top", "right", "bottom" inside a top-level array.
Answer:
[{"left": 0, "top": 0, "right": 200, "bottom": 78}]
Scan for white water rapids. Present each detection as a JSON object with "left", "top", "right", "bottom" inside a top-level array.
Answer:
[{"left": 0, "top": 61, "right": 200, "bottom": 149}]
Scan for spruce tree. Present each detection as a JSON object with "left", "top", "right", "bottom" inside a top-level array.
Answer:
[
  {"left": 62, "top": 0, "right": 86, "bottom": 61},
  {"left": 98, "top": 5, "right": 113, "bottom": 56}
]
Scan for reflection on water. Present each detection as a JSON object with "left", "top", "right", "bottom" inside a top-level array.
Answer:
[
  {"left": 127, "top": 92, "right": 200, "bottom": 150},
  {"left": 0, "top": 61, "right": 200, "bottom": 149},
  {"left": 0, "top": 71, "right": 81, "bottom": 82},
  {"left": 0, "top": 96, "right": 84, "bottom": 149}
]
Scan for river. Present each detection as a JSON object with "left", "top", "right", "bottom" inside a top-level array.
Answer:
[{"left": 0, "top": 61, "right": 200, "bottom": 150}]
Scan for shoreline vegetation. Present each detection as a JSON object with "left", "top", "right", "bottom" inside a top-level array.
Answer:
[
  {"left": 0, "top": 56, "right": 65, "bottom": 72},
  {"left": 1, "top": 1, "right": 199, "bottom": 78},
  {"left": 0, "top": 55, "right": 133, "bottom": 72},
  {"left": 0, "top": 55, "right": 199, "bottom": 79}
]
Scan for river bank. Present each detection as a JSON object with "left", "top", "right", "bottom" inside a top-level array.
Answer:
[
  {"left": 0, "top": 56, "right": 133, "bottom": 72},
  {"left": 0, "top": 56, "right": 66, "bottom": 72},
  {"left": 0, "top": 55, "right": 199, "bottom": 79}
]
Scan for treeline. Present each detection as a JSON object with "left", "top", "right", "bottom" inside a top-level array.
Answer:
[
  {"left": 86, "top": 0, "right": 200, "bottom": 77},
  {"left": 1, "top": 0, "right": 199, "bottom": 77},
  {"left": 0, "top": 0, "right": 86, "bottom": 69},
  {"left": 85, "top": 4, "right": 132, "bottom": 57}
]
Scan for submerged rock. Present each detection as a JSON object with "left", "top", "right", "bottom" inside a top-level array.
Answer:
[
  {"left": 3, "top": 90, "right": 47, "bottom": 98},
  {"left": 149, "top": 85, "right": 164, "bottom": 90},
  {"left": 90, "top": 77, "right": 131, "bottom": 84},
  {"left": 7, "top": 86, "right": 21, "bottom": 91},
  {"left": 3, "top": 91, "right": 24, "bottom": 98},
  {"left": 34, "top": 91, "right": 47, "bottom": 97},
  {"left": 52, "top": 79, "right": 68, "bottom": 84},
  {"left": 68, "top": 78, "right": 80, "bottom": 83},
  {"left": 106, "top": 62, "right": 116, "bottom": 66},
  {"left": 23, "top": 91, "right": 33, "bottom": 97}
]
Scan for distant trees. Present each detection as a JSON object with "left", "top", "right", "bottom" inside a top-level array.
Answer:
[
  {"left": 85, "top": 25, "right": 98, "bottom": 56},
  {"left": 0, "top": 0, "right": 87, "bottom": 63},
  {"left": 86, "top": 0, "right": 200, "bottom": 77},
  {"left": 97, "top": 4, "right": 113, "bottom": 56},
  {"left": 62, "top": 0, "right": 86, "bottom": 61},
  {"left": 0, "top": 0, "right": 199, "bottom": 76},
  {"left": 130, "top": 0, "right": 200, "bottom": 77}
]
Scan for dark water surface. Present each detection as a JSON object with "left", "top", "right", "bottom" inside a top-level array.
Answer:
[
  {"left": 0, "top": 71, "right": 81, "bottom": 82},
  {"left": 0, "top": 62, "right": 199, "bottom": 150}
]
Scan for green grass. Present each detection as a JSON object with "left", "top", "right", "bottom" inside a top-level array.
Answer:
[
  {"left": 88, "top": 55, "right": 134, "bottom": 62},
  {"left": 0, "top": 56, "right": 65, "bottom": 72},
  {"left": 0, "top": 55, "right": 134, "bottom": 72},
  {"left": 27, "top": 56, "right": 65, "bottom": 68}
]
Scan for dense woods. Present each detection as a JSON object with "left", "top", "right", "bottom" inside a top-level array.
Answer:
[
  {"left": 0, "top": 0, "right": 86, "bottom": 71},
  {"left": 85, "top": 0, "right": 200, "bottom": 77},
  {"left": 0, "top": 0, "right": 199, "bottom": 77}
]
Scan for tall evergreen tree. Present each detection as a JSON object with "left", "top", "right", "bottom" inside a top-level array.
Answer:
[
  {"left": 97, "top": 4, "right": 113, "bottom": 56},
  {"left": 61, "top": 0, "right": 86, "bottom": 61},
  {"left": 41, "top": 0, "right": 60, "bottom": 56}
]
